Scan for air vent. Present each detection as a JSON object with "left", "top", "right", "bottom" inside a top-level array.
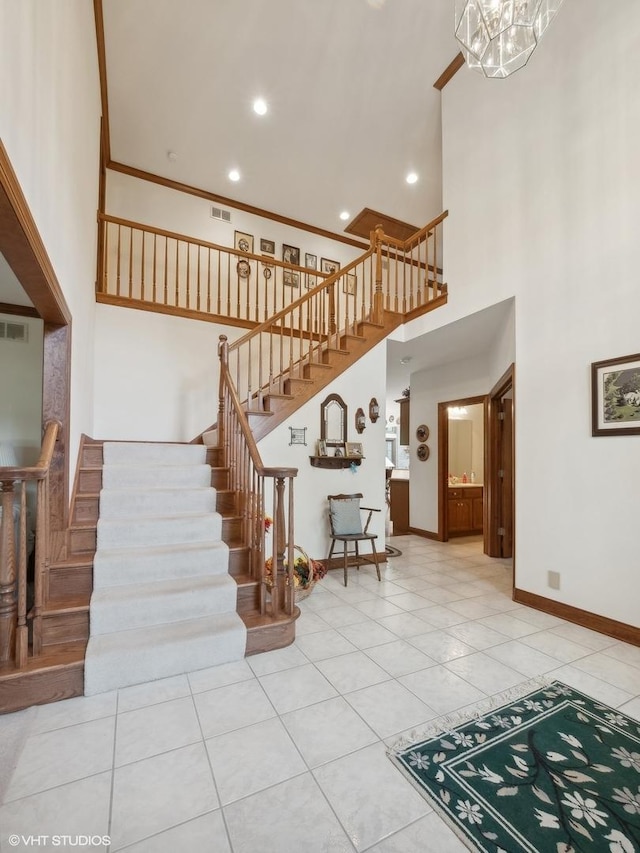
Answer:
[
  {"left": 0, "top": 321, "right": 28, "bottom": 343},
  {"left": 211, "top": 206, "right": 231, "bottom": 223}
]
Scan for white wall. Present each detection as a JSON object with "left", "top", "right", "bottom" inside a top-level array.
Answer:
[
  {"left": 441, "top": 0, "right": 640, "bottom": 626},
  {"left": 93, "top": 304, "right": 247, "bottom": 442},
  {"left": 409, "top": 355, "right": 491, "bottom": 534},
  {"left": 0, "top": 313, "right": 43, "bottom": 463},
  {"left": 0, "top": 0, "right": 102, "bottom": 476},
  {"left": 258, "top": 342, "right": 387, "bottom": 562}
]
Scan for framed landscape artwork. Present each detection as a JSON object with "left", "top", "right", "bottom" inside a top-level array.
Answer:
[{"left": 592, "top": 352, "right": 640, "bottom": 436}]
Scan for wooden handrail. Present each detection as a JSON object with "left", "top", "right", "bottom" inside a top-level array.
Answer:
[{"left": 0, "top": 419, "right": 60, "bottom": 668}]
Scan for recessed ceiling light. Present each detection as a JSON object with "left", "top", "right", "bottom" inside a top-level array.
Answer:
[
  {"left": 167, "top": 150, "right": 178, "bottom": 162},
  {"left": 228, "top": 169, "right": 241, "bottom": 182},
  {"left": 339, "top": 211, "right": 350, "bottom": 221},
  {"left": 406, "top": 172, "right": 418, "bottom": 184},
  {"left": 253, "top": 98, "right": 268, "bottom": 116}
]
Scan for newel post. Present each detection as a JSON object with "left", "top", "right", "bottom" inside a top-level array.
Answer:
[
  {"left": 218, "top": 335, "right": 228, "bottom": 452},
  {"left": 0, "top": 480, "right": 17, "bottom": 664},
  {"left": 271, "top": 476, "right": 287, "bottom": 617},
  {"left": 373, "top": 225, "right": 385, "bottom": 325}
]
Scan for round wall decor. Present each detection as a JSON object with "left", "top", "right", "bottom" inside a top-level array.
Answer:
[
  {"left": 237, "top": 259, "right": 251, "bottom": 278},
  {"left": 417, "top": 443, "right": 430, "bottom": 461},
  {"left": 416, "top": 424, "right": 430, "bottom": 442}
]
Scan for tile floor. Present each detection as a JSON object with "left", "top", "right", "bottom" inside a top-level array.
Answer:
[{"left": 1, "top": 535, "right": 639, "bottom": 852}]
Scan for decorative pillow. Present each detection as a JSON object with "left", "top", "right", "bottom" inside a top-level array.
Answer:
[{"left": 330, "top": 498, "right": 363, "bottom": 535}]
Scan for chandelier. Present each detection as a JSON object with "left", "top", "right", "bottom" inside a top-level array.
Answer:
[{"left": 455, "top": 0, "right": 564, "bottom": 78}]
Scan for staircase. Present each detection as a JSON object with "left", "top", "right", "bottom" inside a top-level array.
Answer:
[{"left": 84, "top": 441, "right": 246, "bottom": 695}]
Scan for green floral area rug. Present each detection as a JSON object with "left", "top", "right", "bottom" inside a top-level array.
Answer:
[{"left": 389, "top": 681, "right": 640, "bottom": 852}]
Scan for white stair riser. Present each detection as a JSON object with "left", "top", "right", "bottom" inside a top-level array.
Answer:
[
  {"left": 97, "top": 513, "right": 222, "bottom": 549},
  {"left": 93, "top": 542, "right": 230, "bottom": 588},
  {"left": 90, "top": 577, "right": 238, "bottom": 635},
  {"left": 103, "top": 465, "right": 212, "bottom": 489},
  {"left": 99, "top": 488, "right": 217, "bottom": 519},
  {"left": 84, "top": 615, "right": 247, "bottom": 695},
  {"left": 103, "top": 442, "right": 207, "bottom": 466}
]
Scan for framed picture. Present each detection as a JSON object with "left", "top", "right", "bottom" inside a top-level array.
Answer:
[
  {"left": 333, "top": 445, "right": 345, "bottom": 458},
  {"left": 260, "top": 238, "right": 275, "bottom": 254},
  {"left": 234, "top": 231, "right": 254, "bottom": 254},
  {"left": 592, "top": 352, "right": 640, "bottom": 436},
  {"left": 346, "top": 441, "right": 363, "bottom": 457},
  {"left": 317, "top": 439, "right": 327, "bottom": 457},
  {"left": 289, "top": 427, "right": 307, "bottom": 446},
  {"left": 321, "top": 258, "right": 340, "bottom": 276},
  {"left": 304, "top": 252, "right": 318, "bottom": 289},
  {"left": 283, "top": 270, "right": 299, "bottom": 288},
  {"left": 344, "top": 273, "right": 356, "bottom": 296},
  {"left": 282, "top": 244, "right": 300, "bottom": 266}
]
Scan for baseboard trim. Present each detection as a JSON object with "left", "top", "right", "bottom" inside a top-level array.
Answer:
[
  {"left": 408, "top": 527, "right": 443, "bottom": 542},
  {"left": 513, "top": 588, "right": 640, "bottom": 648}
]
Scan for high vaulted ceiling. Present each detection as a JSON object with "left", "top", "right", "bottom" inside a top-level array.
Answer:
[{"left": 102, "top": 0, "right": 460, "bottom": 236}]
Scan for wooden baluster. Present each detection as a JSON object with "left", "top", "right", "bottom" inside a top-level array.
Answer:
[
  {"left": 329, "top": 282, "right": 336, "bottom": 341},
  {"left": 152, "top": 234, "right": 157, "bottom": 304},
  {"left": 272, "top": 476, "right": 287, "bottom": 618},
  {"left": 15, "top": 482, "right": 28, "bottom": 667},
  {"left": 163, "top": 238, "right": 168, "bottom": 305},
  {"left": 196, "top": 245, "right": 201, "bottom": 312},
  {"left": 286, "top": 478, "right": 295, "bottom": 615},
  {"left": 174, "top": 240, "right": 180, "bottom": 306},
  {"left": 226, "top": 253, "right": 231, "bottom": 318},
  {"left": 140, "top": 229, "right": 146, "bottom": 301},
  {"left": 186, "top": 242, "right": 191, "bottom": 309},
  {"left": 0, "top": 480, "right": 17, "bottom": 664},
  {"left": 207, "top": 249, "right": 212, "bottom": 314},
  {"left": 128, "top": 228, "right": 134, "bottom": 299},
  {"left": 218, "top": 335, "right": 228, "bottom": 454},
  {"left": 373, "top": 225, "right": 384, "bottom": 325},
  {"left": 116, "top": 224, "right": 122, "bottom": 296},
  {"left": 434, "top": 223, "right": 438, "bottom": 296}
]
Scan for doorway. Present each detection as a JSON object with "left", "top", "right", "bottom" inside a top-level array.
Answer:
[{"left": 438, "top": 395, "right": 487, "bottom": 541}]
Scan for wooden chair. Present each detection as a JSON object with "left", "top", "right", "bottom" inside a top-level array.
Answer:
[{"left": 327, "top": 493, "right": 381, "bottom": 587}]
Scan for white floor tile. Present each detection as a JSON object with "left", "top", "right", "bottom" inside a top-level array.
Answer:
[
  {"left": 570, "top": 652, "right": 640, "bottom": 695},
  {"left": 377, "top": 612, "right": 437, "bottom": 638},
  {"left": 0, "top": 773, "right": 112, "bottom": 852},
  {"left": 364, "top": 640, "right": 437, "bottom": 677},
  {"left": 485, "top": 640, "right": 564, "bottom": 678},
  {"left": 550, "top": 665, "right": 635, "bottom": 708},
  {"left": 117, "top": 674, "right": 190, "bottom": 712},
  {"left": 29, "top": 691, "right": 117, "bottom": 734},
  {"left": 313, "top": 742, "right": 431, "bottom": 851},
  {"left": 224, "top": 773, "right": 354, "bottom": 853},
  {"left": 113, "top": 810, "right": 230, "bottom": 853},
  {"left": 337, "top": 620, "right": 399, "bottom": 649},
  {"left": 446, "top": 621, "right": 509, "bottom": 650},
  {"left": 345, "top": 680, "right": 436, "bottom": 739},
  {"left": 206, "top": 717, "right": 306, "bottom": 804},
  {"left": 294, "top": 628, "right": 358, "bottom": 661},
  {"left": 247, "top": 644, "right": 309, "bottom": 677},
  {"left": 5, "top": 717, "right": 115, "bottom": 801},
  {"left": 187, "top": 659, "right": 255, "bottom": 694},
  {"left": 258, "top": 664, "right": 338, "bottom": 714},
  {"left": 519, "top": 630, "right": 592, "bottom": 663},
  {"left": 549, "top": 623, "right": 619, "bottom": 651},
  {"left": 399, "top": 666, "right": 486, "bottom": 715},
  {"left": 366, "top": 812, "right": 469, "bottom": 853},
  {"left": 115, "top": 696, "right": 202, "bottom": 766},
  {"left": 110, "top": 742, "right": 217, "bottom": 850},
  {"left": 193, "top": 679, "right": 276, "bottom": 738},
  {"left": 477, "top": 613, "right": 540, "bottom": 638},
  {"left": 281, "top": 695, "right": 378, "bottom": 767},
  {"left": 408, "top": 629, "right": 477, "bottom": 663},
  {"left": 445, "top": 651, "right": 531, "bottom": 694},
  {"left": 316, "top": 651, "right": 391, "bottom": 693}
]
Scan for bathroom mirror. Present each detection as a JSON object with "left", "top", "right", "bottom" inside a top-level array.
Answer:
[{"left": 320, "top": 393, "right": 347, "bottom": 447}]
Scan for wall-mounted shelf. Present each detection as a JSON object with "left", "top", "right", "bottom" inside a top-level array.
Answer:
[{"left": 309, "top": 456, "right": 364, "bottom": 469}]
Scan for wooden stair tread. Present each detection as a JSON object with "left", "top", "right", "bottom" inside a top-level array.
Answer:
[
  {"left": 264, "top": 392, "right": 294, "bottom": 400},
  {"left": 242, "top": 608, "right": 300, "bottom": 631}
]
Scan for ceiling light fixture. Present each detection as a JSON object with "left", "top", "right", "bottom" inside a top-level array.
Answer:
[
  {"left": 448, "top": 406, "right": 469, "bottom": 419},
  {"left": 406, "top": 172, "right": 418, "bottom": 185},
  {"left": 228, "top": 169, "right": 241, "bottom": 182},
  {"left": 339, "top": 211, "right": 350, "bottom": 221},
  {"left": 167, "top": 150, "right": 178, "bottom": 162},
  {"left": 253, "top": 98, "right": 267, "bottom": 116},
  {"left": 399, "top": 356, "right": 412, "bottom": 365},
  {"left": 455, "top": 0, "right": 564, "bottom": 79}
]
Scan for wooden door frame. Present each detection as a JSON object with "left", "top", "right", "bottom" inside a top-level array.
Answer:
[
  {"left": 438, "top": 394, "right": 487, "bottom": 541},
  {"left": 485, "top": 363, "right": 515, "bottom": 560},
  {"left": 0, "top": 141, "right": 72, "bottom": 534}
]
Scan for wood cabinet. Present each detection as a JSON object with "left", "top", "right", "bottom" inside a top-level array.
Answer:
[
  {"left": 448, "top": 486, "right": 483, "bottom": 536},
  {"left": 396, "top": 397, "right": 410, "bottom": 446},
  {"left": 389, "top": 478, "right": 410, "bottom": 535}
]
